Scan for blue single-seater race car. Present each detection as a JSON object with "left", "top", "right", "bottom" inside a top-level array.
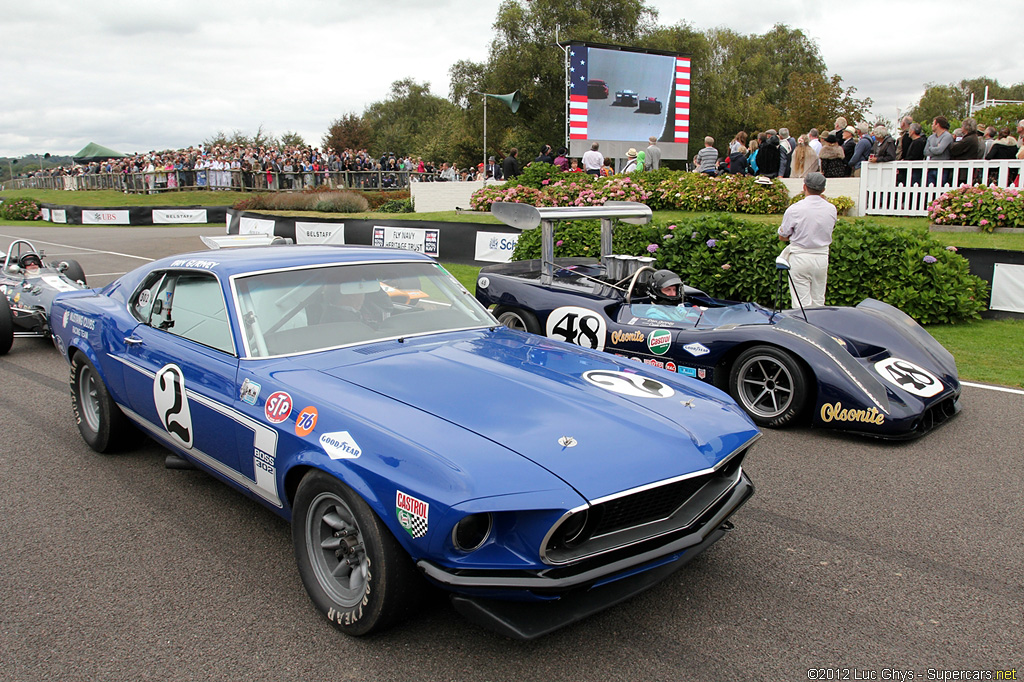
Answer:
[
  {"left": 475, "top": 202, "right": 961, "bottom": 439},
  {"left": 51, "top": 242, "right": 759, "bottom": 639}
]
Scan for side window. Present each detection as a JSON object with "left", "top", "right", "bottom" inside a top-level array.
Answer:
[{"left": 141, "top": 272, "right": 234, "bottom": 354}]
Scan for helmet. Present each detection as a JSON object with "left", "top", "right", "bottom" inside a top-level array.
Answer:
[
  {"left": 19, "top": 253, "right": 42, "bottom": 269},
  {"left": 648, "top": 269, "right": 683, "bottom": 304}
]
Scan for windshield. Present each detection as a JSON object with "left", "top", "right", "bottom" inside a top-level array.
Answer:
[
  {"left": 234, "top": 261, "right": 493, "bottom": 357},
  {"left": 627, "top": 302, "right": 771, "bottom": 329}
]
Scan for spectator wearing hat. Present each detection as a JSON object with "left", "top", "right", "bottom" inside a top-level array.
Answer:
[
  {"left": 552, "top": 147, "right": 569, "bottom": 171},
  {"left": 840, "top": 125, "right": 858, "bottom": 165},
  {"left": 621, "top": 148, "right": 640, "bottom": 173},
  {"left": 818, "top": 133, "right": 848, "bottom": 178},
  {"left": 777, "top": 171, "right": 836, "bottom": 308},
  {"left": 486, "top": 156, "right": 503, "bottom": 180},
  {"left": 692, "top": 137, "right": 719, "bottom": 175}
]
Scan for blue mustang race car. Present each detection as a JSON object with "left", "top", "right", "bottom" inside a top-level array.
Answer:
[
  {"left": 475, "top": 202, "right": 961, "bottom": 439},
  {"left": 51, "top": 243, "right": 759, "bottom": 639}
]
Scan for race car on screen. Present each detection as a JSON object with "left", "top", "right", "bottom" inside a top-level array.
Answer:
[
  {"left": 1, "top": 238, "right": 87, "bottom": 355},
  {"left": 637, "top": 96, "right": 663, "bottom": 114},
  {"left": 50, "top": 243, "right": 759, "bottom": 639},
  {"left": 475, "top": 202, "right": 961, "bottom": 439},
  {"left": 613, "top": 90, "right": 639, "bottom": 107}
]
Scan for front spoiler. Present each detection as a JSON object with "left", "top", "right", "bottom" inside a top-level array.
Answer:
[{"left": 419, "top": 473, "right": 753, "bottom": 639}]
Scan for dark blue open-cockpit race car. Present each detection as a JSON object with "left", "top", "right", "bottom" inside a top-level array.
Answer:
[
  {"left": 50, "top": 242, "right": 760, "bottom": 639},
  {"left": 475, "top": 202, "right": 961, "bottom": 439}
]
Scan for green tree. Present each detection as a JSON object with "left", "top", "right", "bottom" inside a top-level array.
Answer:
[
  {"left": 974, "top": 103, "right": 1024, "bottom": 135},
  {"left": 363, "top": 78, "right": 461, "bottom": 158},
  {"left": 322, "top": 113, "right": 372, "bottom": 154},
  {"left": 910, "top": 82, "right": 970, "bottom": 124},
  {"left": 279, "top": 131, "right": 307, "bottom": 148}
]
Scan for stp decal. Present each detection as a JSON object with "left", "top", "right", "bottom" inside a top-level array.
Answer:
[
  {"left": 546, "top": 306, "right": 607, "bottom": 351},
  {"left": 264, "top": 391, "right": 293, "bottom": 424},
  {"left": 396, "top": 491, "right": 429, "bottom": 538},
  {"left": 295, "top": 406, "right": 318, "bottom": 436},
  {"left": 873, "top": 358, "right": 943, "bottom": 397},
  {"left": 582, "top": 370, "right": 675, "bottom": 399},
  {"left": 153, "top": 364, "right": 193, "bottom": 449}
]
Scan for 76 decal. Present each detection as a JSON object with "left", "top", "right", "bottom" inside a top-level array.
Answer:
[{"left": 546, "top": 306, "right": 607, "bottom": 351}]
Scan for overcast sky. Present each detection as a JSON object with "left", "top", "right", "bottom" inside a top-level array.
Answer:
[{"left": 1, "top": 0, "right": 1019, "bottom": 158}]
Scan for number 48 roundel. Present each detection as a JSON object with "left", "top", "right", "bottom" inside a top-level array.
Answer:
[{"left": 545, "top": 306, "right": 608, "bottom": 351}]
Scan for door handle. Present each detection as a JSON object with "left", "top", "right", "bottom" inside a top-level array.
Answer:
[{"left": 124, "top": 336, "right": 143, "bottom": 345}]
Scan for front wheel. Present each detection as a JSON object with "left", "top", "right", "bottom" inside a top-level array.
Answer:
[
  {"left": 493, "top": 306, "right": 541, "bottom": 335},
  {"left": 0, "top": 294, "right": 14, "bottom": 355},
  {"left": 292, "top": 471, "right": 422, "bottom": 636},
  {"left": 70, "top": 353, "right": 133, "bottom": 452},
  {"left": 60, "top": 259, "right": 87, "bottom": 286},
  {"left": 728, "top": 345, "right": 808, "bottom": 428}
]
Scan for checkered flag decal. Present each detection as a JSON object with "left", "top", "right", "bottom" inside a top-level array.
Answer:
[{"left": 397, "top": 509, "right": 428, "bottom": 538}]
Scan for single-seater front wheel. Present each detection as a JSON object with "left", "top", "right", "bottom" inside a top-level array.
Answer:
[
  {"left": 728, "top": 345, "right": 808, "bottom": 428},
  {"left": 0, "top": 294, "right": 13, "bottom": 355},
  {"left": 292, "top": 471, "right": 422, "bottom": 636}
]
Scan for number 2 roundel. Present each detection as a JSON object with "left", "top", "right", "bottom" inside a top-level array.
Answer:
[
  {"left": 154, "top": 364, "right": 193, "bottom": 449},
  {"left": 546, "top": 306, "right": 607, "bottom": 351}
]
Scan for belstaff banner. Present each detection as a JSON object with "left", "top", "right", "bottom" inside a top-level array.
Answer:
[
  {"left": 153, "top": 208, "right": 209, "bottom": 224},
  {"left": 295, "top": 222, "right": 345, "bottom": 244}
]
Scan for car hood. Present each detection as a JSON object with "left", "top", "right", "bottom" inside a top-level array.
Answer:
[{"left": 296, "top": 328, "right": 758, "bottom": 502}]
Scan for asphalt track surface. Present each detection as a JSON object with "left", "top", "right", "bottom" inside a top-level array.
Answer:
[{"left": 1, "top": 226, "right": 1022, "bottom": 682}]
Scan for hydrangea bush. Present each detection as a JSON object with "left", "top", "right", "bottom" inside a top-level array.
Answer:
[
  {"left": 789, "top": 193, "right": 855, "bottom": 216},
  {"left": 0, "top": 198, "right": 42, "bottom": 221},
  {"left": 927, "top": 185, "right": 1024, "bottom": 230},
  {"left": 512, "top": 214, "right": 987, "bottom": 324}
]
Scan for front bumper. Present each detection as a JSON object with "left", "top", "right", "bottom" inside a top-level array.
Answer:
[{"left": 418, "top": 472, "right": 754, "bottom": 639}]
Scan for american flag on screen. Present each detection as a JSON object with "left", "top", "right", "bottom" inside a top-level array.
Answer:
[
  {"left": 674, "top": 56, "right": 691, "bottom": 144},
  {"left": 568, "top": 47, "right": 589, "bottom": 140}
]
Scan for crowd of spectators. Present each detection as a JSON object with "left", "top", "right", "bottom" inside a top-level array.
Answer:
[
  {"left": 691, "top": 116, "right": 1024, "bottom": 186},
  {"left": 11, "top": 143, "right": 493, "bottom": 192}
]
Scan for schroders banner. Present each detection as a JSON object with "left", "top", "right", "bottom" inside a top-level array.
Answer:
[
  {"left": 474, "top": 231, "right": 519, "bottom": 263},
  {"left": 372, "top": 226, "right": 439, "bottom": 257},
  {"left": 82, "top": 209, "right": 130, "bottom": 225},
  {"left": 152, "top": 208, "right": 209, "bottom": 224},
  {"left": 295, "top": 222, "right": 345, "bottom": 244}
]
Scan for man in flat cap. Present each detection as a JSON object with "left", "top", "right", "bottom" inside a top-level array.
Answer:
[{"left": 777, "top": 172, "right": 836, "bottom": 308}]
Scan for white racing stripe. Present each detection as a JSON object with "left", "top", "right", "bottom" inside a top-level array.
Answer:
[
  {"left": 961, "top": 381, "right": 1024, "bottom": 396},
  {"left": 0, "top": 233, "right": 154, "bottom": 261}
]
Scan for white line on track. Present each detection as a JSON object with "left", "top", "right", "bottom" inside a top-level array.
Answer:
[
  {"left": 961, "top": 381, "right": 1024, "bottom": 395},
  {"left": 84, "top": 272, "right": 128, "bottom": 278},
  {"left": 0, "top": 233, "right": 154, "bottom": 261}
]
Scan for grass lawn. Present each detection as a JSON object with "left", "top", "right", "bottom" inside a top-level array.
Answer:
[{"left": 4, "top": 189, "right": 1022, "bottom": 388}]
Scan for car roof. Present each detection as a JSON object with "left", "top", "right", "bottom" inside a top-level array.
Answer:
[{"left": 147, "top": 244, "right": 435, "bottom": 279}]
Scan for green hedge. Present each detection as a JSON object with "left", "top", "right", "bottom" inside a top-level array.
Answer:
[
  {"left": 0, "top": 198, "right": 42, "bottom": 221},
  {"left": 512, "top": 214, "right": 988, "bottom": 324}
]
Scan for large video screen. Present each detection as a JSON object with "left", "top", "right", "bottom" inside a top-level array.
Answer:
[{"left": 567, "top": 42, "right": 691, "bottom": 162}]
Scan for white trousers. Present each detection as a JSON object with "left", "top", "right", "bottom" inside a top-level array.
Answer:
[{"left": 788, "top": 252, "right": 829, "bottom": 308}]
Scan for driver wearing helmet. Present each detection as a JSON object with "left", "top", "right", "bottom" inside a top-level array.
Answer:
[
  {"left": 632, "top": 269, "right": 703, "bottom": 323},
  {"left": 19, "top": 253, "right": 43, "bottom": 272}
]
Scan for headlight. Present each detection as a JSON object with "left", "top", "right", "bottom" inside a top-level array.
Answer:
[
  {"left": 548, "top": 509, "right": 596, "bottom": 550},
  {"left": 452, "top": 513, "right": 492, "bottom": 552}
]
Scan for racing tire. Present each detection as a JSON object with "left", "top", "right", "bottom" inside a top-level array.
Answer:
[
  {"left": 60, "top": 259, "right": 87, "bottom": 285},
  {"left": 728, "top": 345, "right": 808, "bottom": 428},
  {"left": 293, "top": 470, "right": 422, "bottom": 636},
  {"left": 70, "top": 352, "right": 133, "bottom": 452},
  {"left": 493, "top": 306, "right": 541, "bottom": 335},
  {"left": 0, "top": 294, "right": 13, "bottom": 355}
]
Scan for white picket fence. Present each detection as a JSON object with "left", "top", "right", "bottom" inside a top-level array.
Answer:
[{"left": 859, "top": 159, "right": 1024, "bottom": 216}]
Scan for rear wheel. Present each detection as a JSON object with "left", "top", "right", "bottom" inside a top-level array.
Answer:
[
  {"left": 292, "top": 471, "right": 422, "bottom": 636},
  {"left": 493, "top": 306, "right": 541, "bottom": 335},
  {"left": 70, "top": 353, "right": 133, "bottom": 452},
  {"left": 728, "top": 345, "right": 808, "bottom": 428},
  {"left": 0, "top": 294, "right": 13, "bottom": 355}
]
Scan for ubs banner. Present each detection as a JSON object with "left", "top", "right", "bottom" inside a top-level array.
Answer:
[
  {"left": 373, "top": 226, "right": 439, "bottom": 257},
  {"left": 82, "top": 209, "right": 131, "bottom": 225}
]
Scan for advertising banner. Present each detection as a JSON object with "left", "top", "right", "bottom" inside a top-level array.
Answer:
[
  {"left": 295, "top": 222, "right": 345, "bottom": 244},
  {"left": 82, "top": 209, "right": 130, "bottom": 225},
  {"left": 240, "top": 217, "right": 276, "bottom": 236},
  {"left": 372, "top": 226, "right": 439, "bottom": 257},
  {"left": 474, "top": 231, "right": 520, "bottom": 263},
  {"left": 153, "top": 208, "right": 209, "bottom": 224},
  {"left": 991, "top": 263, "right": 1024, "bottom": 313},
  {"left": 50, "top": 209, "right": 66, "bottom": 223}
]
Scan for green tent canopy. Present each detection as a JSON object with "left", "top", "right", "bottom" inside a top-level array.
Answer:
[{"left": 73, "top": 142, "right": 126, "bottom": 163}]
